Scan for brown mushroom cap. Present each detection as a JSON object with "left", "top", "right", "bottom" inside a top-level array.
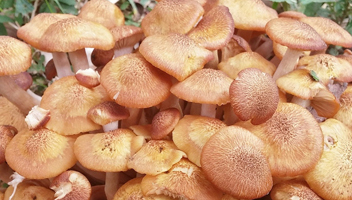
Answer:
[
  {"left": 40, "top": 76, "right": 110, "bottom": 135},
  {"left": 170, "top": 68, "right": 233, "bottom": 105},
  {"left": 266, "top": 18, "right": 327, "bottom": 51},
  {"left": 10, "top": 72, "right": 33, "bottom": 91},
  {"left": 75, "top": 68, "right": 101, "bottom": 88},
  {"left": 151, "top": 108, "right": 181, "bottom": 140},
  {"left": 78, "top": 0, "right": 125, "bottom": 29},
  {"left": 74, "top": 129, "right": 143, "bottom": 172},
  {"left": 230, "top": 68, "right": 279, "bottom": 125},
  {"left": 87, "top": 101, "right": 130, "bottom": 126},
  {"left": 110, "top": 25, "right": 144, "bottom": 50},
  {"left": 172, "top": 115, "right": 226, "bottom": 167},
  {"left": 0, "top": 96, "right": 28, "bottom": 132},
  {"left": 187, "top": 6, "right": 235, "bottom": 51},
  {"left": 100, "top": 53, "right": 172, "bottom": 108},
  {"left": 4, "top": 182, "right": 55, "bottom": 200},
  {"left": 333, "top": 84, "right": 352, "bottom": 129},
  {"left": 201, "top": 125, "right": 273, "bottom": 199},
  {"left": 278, "top": 10, "right": 307, "bottom": 19},
  {"left": 304, "top": 119, "right": 352, "bottom": 200},
  {"left": 50, "top": 170, "right": 91, "bottom": 200},
  {"left": 0, "top": 125, "right": 17, "bottom": 164},
  {"left": 236, "top": 102, "right": 324, "bottom": 177},
  {"left": 299, "top": 17, "right": 352, "bottom": 48},
  {"left": 141, "top": 158, "right": 223, "bottom": 200},
  {"left": 5, "top": 128, "right": 76, "bottom": 179},
  {"left": 270, "top": 179, "right": 322, "bottom": 200},
  {"left": 139, "top": 33, "right": 213, "bottom": 81},
  {"left": 220, "top": 35, "right": 253, "bottom": 62},
  {"left": 141, "top": 0, "right": 204, "bottom": 36}
]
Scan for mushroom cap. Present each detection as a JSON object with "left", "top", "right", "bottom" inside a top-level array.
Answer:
[
  {"left": 17, "top": 13, "right": 76, "bottom": 49},
  {"left": 172, "top": 115, "right": 226, "bottom": 167},
  {"left": 91, "top": 48, "right": 114, "bottom": 68},
  {"left": 10, "top": 72, "right": 33, "bottom": 91},
  {"left": 4, "top": 182, "right": 55, "bottom": 200},
  {"left": 170, "top": 68, "right": 233, "bottom": 105},
  {"left": 110, "top": 25, "right": 144, "bottom": 49},
  {"left": 139, "top": 33, "right": 214, "bottom": 81},
  {"left": 333, "top": 84, "right": 352, "bottom": 129},
  {"left": 87, "top": 101, "right": 130, "bottom": 126},
  {"left": 5, "top": 128, "right": 77, "bottom": 179},
  {"left": 229, "top": 68, "right": 279, "bottom": 125},
  {"left": 265, "top": 18, "right": 327, "bottom": 51},
  {"left": 141, "top": 0, "right": 204, "bottom": 36},
  {"left": 0, "top": 96, "right": 28, "bottom": 132},
  {"left": 38, "top": 17, "right": 115, "bottom": 52},
  {"left": 187, "top": 6, "right": 235, "bottom": 51},
  {"left": 278, "top": 10, "right": 307, "bottom": 19},
  {"left": 151, "top": 108, "right": 181, "bottom": 140},
  {"left": 100, "top": 53, "right": 172, "bottom": 108},
  {"left": 50, "top": 170, "right": 91, "bottom": 200},
  {"left": 74, "top": 129, "right": 142, "bottom": 172},
  {"left": 299, "top": 17, "right": 352, "bottom": 48},
  {"left": 304, "top": 119, "right": 352, "bottom": 200},
  {"left": 218, "top": 52, "right": 276, "bottom": 79},
  {"left": 141, "top": 158, "right": 224, "bottom": 200},
  {"left": 0, "top": 36, "right": 32, "bottom": 76},
  {"left": 201, "top": 125, "right": 273, "bottom": 199},
  {"left": 218, "top": 0, "right": 278, "bottom": 31},
  {"left": 127, "top": 140, "right": 186, "bottom": 176},
  {"left": 270, "top": 179, "right": 322, "bottom": 200},
  {"left": 75, "top": 68, "right": 101, "bottom": 88},
  {"left": 235, "top": 102, "right": 323, "bottom": 177},
  {"left": 78, "top": 0, "right": 125, "bottom": 29},
  {"left": 40, "top": 76, "right": 110, "bottom": 135},
  {"left": 0, "top": 125, "right": 17, "bottom": 164}
]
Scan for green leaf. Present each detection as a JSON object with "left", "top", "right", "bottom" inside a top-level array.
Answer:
[
  {"left": 39, "top": 0, "right": 56, "bottom": 13},
  {"left": 270, "top": 0, "right": 297, "bottom": 4},
  {"left": 303, "top": 3, "right": 324, "bottom": 16},
  {"left": 0, "top": 15, "right": 14, "bottom": 23},
  {"left": 0, "top": 0, "right": 15, "bottom": 10},
  {"left": 0, "top": 23, "right": 8, "bottom": 35},
  {"left": 14, "top": 0, "right": 34, "bottom": 16},
  {"left": 58, "top": 0, "right": 76, "bottom": 6},
  {"left": 300, "top": 0, "right": 337, "bottom": 5},
  {"left": 60, "top": 3, "right": 78, "bottom": 15},
  {"left": 310, "top": 70, "right": 320, "bottom": 81},
  {"left": 120, "top": 1, "right": 130, "bottom": 10}
]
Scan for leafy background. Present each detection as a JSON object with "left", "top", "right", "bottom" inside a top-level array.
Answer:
[{"left": 0, "top": 0, "right": 351, "bottom": 95}]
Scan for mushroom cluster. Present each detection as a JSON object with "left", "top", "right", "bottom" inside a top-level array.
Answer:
[{"left": 1, "top": 0, "right": 352, "bottom": 200}]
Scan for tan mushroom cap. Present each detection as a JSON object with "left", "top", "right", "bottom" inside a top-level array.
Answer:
[
  {"left": 50, "top": 170, "right": 91, "bottom": 200},
  {"left": 0, "top": 36, "right": 31, "bottom": 76},
  {"left": 139, "top": 33, "right": 213, "bottom": 81},
  {"left": 236, "top": 102, "right": 323, "bottom": 177},
  {"left": 333, "top": 84, "right": 352, "bottom": 129},
  {"left": 141, "top": 158, "right": 223, "bottom": 200},
  {"left": 299, "top": 17, "right": 352, "bottom": 48},
  {"left": 74, "top": 129, "right": 143, "bottom": 172},
  {"left": 187, "top": 6, "right": 234, "bottom": 51},
  {"left": 141, "top": 0, "right": 204, "bottom": 36},
  {"left": 40, "top": 76, "right": 110, "bottom": 135},
  {"left": 4, "top": 182, "right": 55, "bottom": 200},
  {"left": 266, "top": 18, "right": 327, "bottom": 51},
  {"left": 127, "top": 140, "right": 186, "bottom": 176},
  {"left": 278, "top": 10, "right": 307, "bottom": 19},
  {"left": 110, "top": 25, "right": 144, "bottom": 50},
  {"left": 78, "top": 0, "right": 124, "bottom": 29},
  {"left": 113, "top": 177, "right": 174, "bottom": 200},
  {"left": 220, "top": 35, "right": 252, "bottom": 62},
  {"left": 75, "top": 68, "right": 101, "bottom": 88},
  {"left": 100, "top": 53, "right": 172, "bottom": 108},
  {"left": 5, "top": 128, "right": 76, "bottom": 179},
  {"left": 276, "top": 69, "right": 340, "bottom": 118},
  {"left": 87, "top": 101, "right": 130, "bottom": 126},
  {"left": 0, "top": 96, "right": 28, "bottom": 132},
  {"left": 304, "top": 119, "right": 352, "bottom": 200},
  {"left": 230, "top": 68, "right": 279, "bottom": 125},
  {"left": 0, "top": 125, "right": 17, "bottom": 164},
  {"left": 218, "top": 0, "right": 278, "bottom": 31},
  {"left": 298, "top": 54, "right": 352, "bottom": 85},
  {"left": 10, "top": 72, "right": 33, "bottom": 91},
  {"left": 170, "top": 68, "right": 233, "bottom": 105},
  {"left": 270, "top": 179, "right": 322, "bottom": 200},
  {"left": 151, "top": 108, "right": 181, "bottom": 140},
  {"left": 39, "top": 17, "right": 115, "bottom": 52},
  {"left": 172, "top": 115, "right": 226, "bottom": 167},
  {"left": 201, "top": 125, "right": 272, "bottom": 199},
  {"left": 17, "top": 13, "right": 76, "bottom": 49},
  {"left": 218, "top": 52, "right": 276, "bottom": 79}
]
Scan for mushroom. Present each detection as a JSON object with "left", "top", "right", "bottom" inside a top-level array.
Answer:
[
  {"left": 151, "top": 108, "right": 181, "bottom": 140},
  {"left": 75, "top": 68, "right": 101, "bottom": 88},
  {"left": 4, "top": 182, "right": 55, "bottom": 200},
  {"left": 333, "top": 84, "right": 352, "bottom": 129},
  {"left": 220, "top": 35, "right": 253, "bottom": 62},
  {"left": 270, "top": 179, "right": 322, "bottom": 200},
  {"left": 0, "top": 125, "right": 17, "bottom": 164}
]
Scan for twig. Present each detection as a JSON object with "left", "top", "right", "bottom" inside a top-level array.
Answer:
[{"left": 31, "top": 0, "right": 40, "bottom": 19}]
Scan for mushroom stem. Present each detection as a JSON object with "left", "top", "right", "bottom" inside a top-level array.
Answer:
[
  {"left": 52, "top": 52, "right": 74, "bottom": 78},
  {"left": 255, "top": 37, "right": 273, "bottom": 59},
  {"left": 103, "top": 121, "right": 119, "bottom": 132},
  {"left": 0, "top": 162, "right": 14, "bottom": 183},
  {"left": 0, "top": 76, "right": 38, "bottom": 115},
  {"left": 114, "top": 46, "right": 134, "bottom": 58},
  {"left": 121, "top": 108, "right": 142, "bottom": 128},
  {"left": 68, "top": 49, "right": 90, "bottom": 72},
  {"left": 291, "top": 96, "right": 311, "bottom": 108},
  {"left": 236, "top": 29, "right": 253, "bottom": 42},
  {"left": 104, "top": 172, "right": 131, "bottom": 200},
  {"left": 201, "top": 104, "right": 217, "bottom": 118},
  {"left": 26, "top": 89, "right": 42, "bottom": 104},
  {"left": 273, "top": 48, "right": 303, "bottom": 81}
]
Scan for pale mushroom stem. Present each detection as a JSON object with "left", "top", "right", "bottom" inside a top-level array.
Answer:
[
  {"left": 272, "top": 48, "right": 303, "bottom": 81},
  {"left": 0, "top": 162, "right": 14, "bottom": 183},
  {"left": 270, "top": 56, "right": 281, "bottom": 67},
  {"left": 104, "top": 172, "right": 131, "bottom": 200},
  {"left": 121, "top": 108, "right": 142, "bottom": 128},
  {"left": 255, "top": 38, "right": 273, "bottom": 59},
  {"left": 26, "top": 89, "right": 42, "bottom": 104},
  {"left": 69, "top": 49, "right": 90, "bottom": 72},
  {"left": 52, "top": 52, "right": 74, "bottom": 78},
  {"left": 222, "top": 104, "right": 239, "bottom": 125},
  {"left": 159, "top": 94, "right": 183, "bottom": 116},
  {"left": 291, "top": 96, "right": 311, "bottom": 108},
  {"left": 0, "top": 76, "right": 38, "bottom": 114},
  {"left": 201, "top": 104, "right": 217, "bottom": 118},
  {"left": 114, "top": 46, "right": 134, "bottom": 58},
  {"left": 103, "top": 121, "right": 119, "bottom": 132}
]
